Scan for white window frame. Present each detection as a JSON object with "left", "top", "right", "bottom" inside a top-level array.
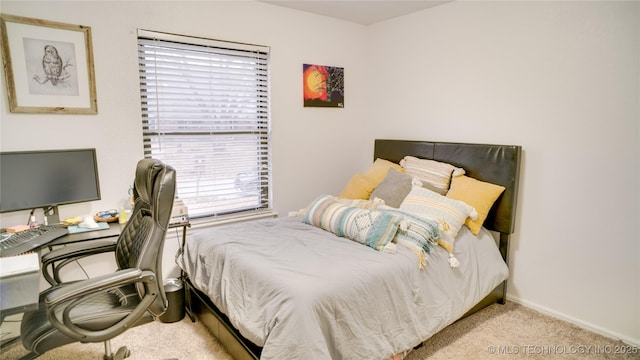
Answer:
[{"left": 137, "top": 29, "right": 273, "bottom": 224}]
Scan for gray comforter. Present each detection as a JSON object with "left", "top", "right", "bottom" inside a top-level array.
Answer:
[{"left": 180, "top": 216, "right": 508, "bottom": 360}]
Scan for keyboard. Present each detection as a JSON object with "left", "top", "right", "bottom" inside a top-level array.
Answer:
[{"left": 0, "top": 225, "right": 69, "bottom": 257}]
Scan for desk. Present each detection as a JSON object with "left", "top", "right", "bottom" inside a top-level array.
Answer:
[
  {"left": 47, "top": 221, "right": 189, "bottom": 247},
  {"left": 47, "top": 222, "right": 121, "bottom": 247}
]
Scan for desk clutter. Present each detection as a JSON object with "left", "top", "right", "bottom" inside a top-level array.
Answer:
[
  {"left": 62, "top": 209, "right": 122, "bottom": 229},
  {"left": 67, "top": 222, "right": 110, "bottom": 234},
  {"left": 0, "top": 202, "right": 181, "bottom": 258},
  {"left": 5, "top": 225, "right": 30, "bottom": 233},
  {"left": 0, "top": 211, "right": 118, "bottom": 257},
  {"left": 63, "top": 215, "right": 106, "bottom": 230},
  {"left": 94, "top": 209, "right": 120, "bottom": 223}
]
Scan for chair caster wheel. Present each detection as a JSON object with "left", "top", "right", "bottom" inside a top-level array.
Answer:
[
  {"left": 115, "top": 346, "right": 131, "bottom": 360},
  {"left": 103, "top": 346, "right": 130, "bottom": 360}
]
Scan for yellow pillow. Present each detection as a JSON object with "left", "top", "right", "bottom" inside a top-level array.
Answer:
[
  {"left": 339, "top": 173, "right": 375, "bottom": 199},
  {"left": 364, "top": 158, "right": 403, "bottom": 187},
  {"left": 446, "top": 175, "right": 505, "bottom": 235}
]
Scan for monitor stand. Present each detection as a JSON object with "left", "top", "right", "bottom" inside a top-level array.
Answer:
[{"left": 43, "top": 206, "right": 60, "bottom": 225}]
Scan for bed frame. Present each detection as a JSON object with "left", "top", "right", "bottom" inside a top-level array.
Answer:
[{"left": 184, "top": 139, "right": 522, "bottom": 360}]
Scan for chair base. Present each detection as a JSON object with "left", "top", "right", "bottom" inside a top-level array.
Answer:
[
  {"left": 18, "top": 340, "right": 131, "bottom": 360},
  {"left": 19, "top": 352, "right": 38, "bottom": 360}
]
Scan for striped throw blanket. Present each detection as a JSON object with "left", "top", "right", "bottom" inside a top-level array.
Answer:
[{"left": 376, "top": 207, "right": 442, "bottom": 269}]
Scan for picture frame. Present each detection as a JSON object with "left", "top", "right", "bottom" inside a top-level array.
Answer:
[
  {"left": 0, "top": 14, "right": 97, "bottom": 114},
  {"left": 303, "top": 63, "right": 344, "bottom": 108}
]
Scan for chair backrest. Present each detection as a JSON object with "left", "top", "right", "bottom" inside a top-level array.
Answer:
[{"left": 115, "top": 158, "right": 176, "bottom": 315}]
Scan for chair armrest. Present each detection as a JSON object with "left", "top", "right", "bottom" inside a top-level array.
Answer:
[
  {"left": 42, "top": 239, "right": 118, "bottom": 263},
  {"left": 45, "top": 268, "right": 161, "bottom": 343},
  {"left": 45, "top": 268, "right": 145, "bottom": 306},
  {"left": 41, "top": 239, "right": 117, "bottom": 286}
]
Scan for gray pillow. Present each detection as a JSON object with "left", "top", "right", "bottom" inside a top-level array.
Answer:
[{"left": 370, "top": 169, "right": 413, "bottom": 208}]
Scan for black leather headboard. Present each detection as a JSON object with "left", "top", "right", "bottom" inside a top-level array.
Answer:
[{"left": 374, "top": 139, "right": 522, "bottom": 235}]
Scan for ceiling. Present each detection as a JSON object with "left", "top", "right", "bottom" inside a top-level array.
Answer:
[{"left": 259, "top": 1, "right": 451, "bottom": 26}]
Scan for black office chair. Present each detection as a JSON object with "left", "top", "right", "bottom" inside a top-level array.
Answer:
[{"left": 20, "top": 158, "right": 176, "bottom": 360}]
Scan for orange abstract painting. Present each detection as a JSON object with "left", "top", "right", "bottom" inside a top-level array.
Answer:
[{"left": 303, "top": 64, "right": 344, "bottom": 108}]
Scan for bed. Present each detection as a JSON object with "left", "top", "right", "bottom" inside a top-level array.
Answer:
[{"left": 179, "top": 139, "right": 522, "bottom": 360}]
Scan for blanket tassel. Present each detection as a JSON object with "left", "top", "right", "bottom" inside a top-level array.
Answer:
[
  {"left": 448, "top": 253, "right": 460, "bottom": 268},
  {"left": 409, "top": 249, "right": 426, "bottom": 270}
]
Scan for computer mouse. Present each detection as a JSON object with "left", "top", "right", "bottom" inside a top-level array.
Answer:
[{"left": 78, "top": 216, "right": 100, "bottom": 229}]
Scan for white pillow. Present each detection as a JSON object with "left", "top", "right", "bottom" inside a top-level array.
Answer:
[
  {"left": 400, "top": 156, "right": 465, "bottom": 195},
  {"left": 399, "top": 185, "right": 477, "bottom": 248}
]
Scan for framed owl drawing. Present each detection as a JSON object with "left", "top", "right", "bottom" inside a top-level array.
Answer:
[{"left": 0, "top": 14, "right": 97, "bottom": 114}]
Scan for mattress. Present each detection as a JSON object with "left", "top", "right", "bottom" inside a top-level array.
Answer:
[{"left": 179, "top": 216, "right": 508, "bottom": 360}]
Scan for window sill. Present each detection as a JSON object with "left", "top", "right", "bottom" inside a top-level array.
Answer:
[{"left": 188, "top": 209, "right": 278, "bottom": 230}]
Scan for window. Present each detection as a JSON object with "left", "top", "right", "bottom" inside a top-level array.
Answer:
[{"left": 137, "top": 30, "right": 271, "bottom": 220}]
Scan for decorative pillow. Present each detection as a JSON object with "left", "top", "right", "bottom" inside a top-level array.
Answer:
[
  {"left": 369, "top": 169, "right": 413, "bottom": 208},
  {"left": 400, "top": 156, "right": 465, "bottom": 195},
  {"left": 399, "top": 185, "right": 477, "bottom": 253},
  {"left": 446, "top": 175, "right": 505, "bottom": 235},
  {"left": 377, "top": 206, "right": 442, "bottom": 269},
  {"left": 303, "top": 195, "right": 403, "bottom": 251},
  {"left": 364, "top": 158, "right": 404, "bottom": 188},
  {"left": 336, "top": 197, "right": 385, "bottom": 210},
  {"left": 339, "top": 173, "right": 375, "bottom": 199}
]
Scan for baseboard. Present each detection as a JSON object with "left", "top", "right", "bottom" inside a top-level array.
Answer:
[{"left": 507, "top": 295, "right": 640, "bottom": 347}]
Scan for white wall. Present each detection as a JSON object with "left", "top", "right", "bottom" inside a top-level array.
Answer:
[
  {"left": 1, "top": 0, "right": 638, "bottom": 348},
  {"left": 366, "top": 0, "right": 639, "bottom": 346}
]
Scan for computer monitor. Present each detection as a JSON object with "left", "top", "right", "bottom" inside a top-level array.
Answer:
[{"left": 0, "top": 148, "right": 101, "bottom": 224}]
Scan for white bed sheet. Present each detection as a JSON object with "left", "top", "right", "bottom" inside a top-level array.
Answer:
[{"left": 180, "top": 216, "right": 508, "bottom": 360}]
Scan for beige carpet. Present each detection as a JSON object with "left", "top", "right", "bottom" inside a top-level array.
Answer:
[{"left": 2, "top": 302, "right": 638, "bottom": 360}]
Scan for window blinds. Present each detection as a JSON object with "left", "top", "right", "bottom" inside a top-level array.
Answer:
[{"left": 137, "top": 30, "right": 271, "bottom": 218}]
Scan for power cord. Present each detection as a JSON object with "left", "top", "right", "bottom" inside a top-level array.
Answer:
[
  {"left": 26, "top": 208, "right": 35, "bottom": 227},
  {"left": 75, "top": 254, "right": 91, "bottom": 280},
  {"left": 174, "top": 226, "right": 183, "bottom": 262},
  {"left": 47, "top": 243, "right": 93, "bottom": 282}
]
